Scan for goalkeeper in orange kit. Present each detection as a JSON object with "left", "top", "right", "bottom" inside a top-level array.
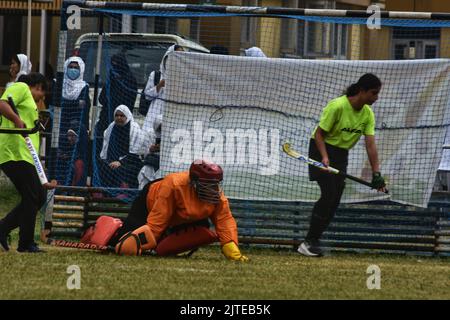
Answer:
[{"left": 113, "top": 159, "right": 248, "bottom": 262}]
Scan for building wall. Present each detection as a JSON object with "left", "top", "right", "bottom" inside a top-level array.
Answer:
[
  {"left": 338, "top": 0, "right": 371, "bottom": 6},
  {"left": 441, "top": 29, "right": 450, "bottom": 58},
  {"left": 386, "top": 0, "right": 450, "bottom": 12},
  {"left": 259, "top": 0, "right": 282, "bottom": 57},
  {"left": 0, "top": 0, "right": 448, "bottom": 89},
  {"left": 349, "top": 24, "right": 363, "bottom": 60},
  {"left": 0, "top": 0, "right": 62, "bottom": 12},
  {"left": 364, "top": 28, "right": 391, "bottom": 60}
]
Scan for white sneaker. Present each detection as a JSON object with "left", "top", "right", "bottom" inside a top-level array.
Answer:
[{"left": 297, "top": 241, "right": 323, "bottom": 257}]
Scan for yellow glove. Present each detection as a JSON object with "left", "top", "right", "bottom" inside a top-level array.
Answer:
[{"left": 221, "top": 241, "right": 249, "bottom": 262}]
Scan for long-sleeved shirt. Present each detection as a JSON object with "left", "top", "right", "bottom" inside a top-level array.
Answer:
[{"left": 146, "top": 171, "right": 238, "bottom": 246}]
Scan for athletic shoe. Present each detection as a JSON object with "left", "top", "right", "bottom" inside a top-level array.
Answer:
[
  {"left": 297, "top": 240, "right": 323, "bottom": 257},
  {"left": 17, "top": 243, "right": 45, "bottom": 253}
]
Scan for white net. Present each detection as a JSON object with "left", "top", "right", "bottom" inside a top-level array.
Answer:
[
  {"left": 47, "top": 2, "right": 450, "bottom": 206},
  {"left": 162, "top": 52, "right": 450, "bottom": 207}
]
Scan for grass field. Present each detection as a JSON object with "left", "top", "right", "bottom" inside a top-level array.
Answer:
[{"left": 0, "top": 184, "right": 449, "bottom": 300}]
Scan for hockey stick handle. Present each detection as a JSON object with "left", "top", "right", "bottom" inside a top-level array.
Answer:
[
  {"left": 341, "top": 171, "right": 375, "bottom": 188},
  {"left": 7, "top": 96, "right": 49, "bottom": 185},
  {"left": 299, "top": 153, "right": 374, "bottom": 187},
  {"left": 282, "top": 143, "right": 388, "bottom": 194},
  {"left": 0, "top": 121, "right": 41, "bottom": 134}
]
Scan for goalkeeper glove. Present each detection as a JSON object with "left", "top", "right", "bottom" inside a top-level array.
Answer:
[
  {"left": 371, "top": 172, "right": 386, "bottom": 189},
  {"left": 222, "top": 241, "right": 249, "bottom": 262}
]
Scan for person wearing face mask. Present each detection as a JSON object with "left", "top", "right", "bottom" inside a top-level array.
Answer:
[
  {"left": 99, "top": 105, "right": 149, "bottom": 189},
  {"left": 5, "top": 54, "right": 32, "bottom": 89},
  {"left": 55, "top": 57, "right": 90, "bottom": 185}
]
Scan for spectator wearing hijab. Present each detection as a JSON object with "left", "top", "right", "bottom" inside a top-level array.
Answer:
[
  {"left": 58, "top": 125, "right": 88, "bottom": 186},
  {"left": 54, "top": 57, "right": 90, "bottom": 185},
  {"left": 97, "top": 53, "right": 138, "bottom": 137},
  {"left": 6, "top": 54, "right": 32, "bottom": 88},
  {"left": 99, "top": 105, "right": 150, "bottom": 189},
  {"left": 142, "top": 45, "right": 184, "bottom": 134},
  {"left": 244, "top": 47, "right": 267, "bottom": 57},
  {"left": 60, "top": 56, "right": 90, "bottom": 134},
  {"left": 68, "top": 126, "right": 88, "bottom": 186}
]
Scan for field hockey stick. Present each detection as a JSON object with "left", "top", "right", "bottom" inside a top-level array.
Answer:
[
  {"left": 282, "top": 142, "right": 388, "bottom": 193},
  {"left": 0, "top": 120, "right": 41, "bottom": 134},
  {"left": 7, "top": 95, "right": 56, "bottom": 188},
  {"left": 46, "top": 238, "right": 155, "bottom": 256},
  {"left": 46, "top": 237, "right": 115, "bottom": 252}
]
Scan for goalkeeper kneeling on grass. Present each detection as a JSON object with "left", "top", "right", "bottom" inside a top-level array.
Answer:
[{"left": 111, "top": 159, "right": 248, "bottom": 261}]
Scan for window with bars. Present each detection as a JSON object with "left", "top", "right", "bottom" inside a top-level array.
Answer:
[
  {"left": 189, "top": 18, "right": 200, "bottom": 43},
  {"left": 281, "top": 0, "right": 348, "bottom": 59},
  {"left": 392, "top": 27, "right": 440, "bottom": 59}
]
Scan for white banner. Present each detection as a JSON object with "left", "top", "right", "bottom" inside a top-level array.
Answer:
[
  {"left": 162, "top": 52, "right": 450, "bottom": 207},
  {"left": 438, "top": 126, "right": 450, "bottom": 171}
]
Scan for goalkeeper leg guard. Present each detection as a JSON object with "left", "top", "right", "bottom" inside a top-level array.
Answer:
[{"left": 115, "top": 224, "right": 156, "bottom": 256}]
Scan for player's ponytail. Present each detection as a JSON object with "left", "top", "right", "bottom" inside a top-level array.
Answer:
[
  {"left": 345, "top": 83, "right": 360, "bottom": 96},
  {"left": 345, "top": 73, "right": 382, "bottom": 97}
]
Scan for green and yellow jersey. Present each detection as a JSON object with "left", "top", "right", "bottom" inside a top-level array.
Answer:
[
  {"left": 312, "top": 95, "right": 375, "bottom": 150},
  {"left": 0, "top": 82, "right": 40, "bottom": 165}
]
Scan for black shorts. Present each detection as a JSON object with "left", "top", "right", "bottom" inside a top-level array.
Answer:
[{"left": 308, "top": 139, "right": 349, "bottom": 181}]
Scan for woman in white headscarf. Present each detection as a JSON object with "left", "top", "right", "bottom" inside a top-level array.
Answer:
[
  {"left": 61, "top": 56, "right": 90, "bottom": 127},
  {"left": 55, "top": 56, "right": 90, "bottom": 185},
  {"left": 99, "top": 105, "right": 150, "bottom": 189},
  {"left": 6, "top": 54, "right": 32, "bottom": 88},
  {"left": 244, "top": 47, "right": 267, "bottom": 57},
  {"left": 142, "top": 45, "right": 184, "bottom": 134}
]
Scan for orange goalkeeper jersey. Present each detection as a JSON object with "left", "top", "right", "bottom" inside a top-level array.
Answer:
[{"left": 146, "top": 171, "right": 238, "bottom": 245}]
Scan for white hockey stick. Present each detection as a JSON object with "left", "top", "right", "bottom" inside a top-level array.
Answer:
[{"left": 282, "top": 142, "right": 388, "bottom": 193}]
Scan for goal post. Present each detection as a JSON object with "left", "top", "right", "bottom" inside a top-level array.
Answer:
[{"left": 47, "top": 0, "right": 450, "bottom": 208}]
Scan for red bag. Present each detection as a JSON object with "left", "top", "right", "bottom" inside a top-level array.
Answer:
[
  {"left": 82, "top": 216, "right": 123, "bottom": 247},
  {"left": 155, "top": 226, "right": 218, "bottom": 256},
  {"left": 80, "top": 226, "right": 95, "bottom": 244}
]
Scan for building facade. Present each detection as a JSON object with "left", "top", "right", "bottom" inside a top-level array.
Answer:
[{"left": 3, "top": 0, "right": 450, "bottom": 89}]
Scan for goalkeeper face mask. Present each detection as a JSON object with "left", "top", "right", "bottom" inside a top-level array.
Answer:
[
  {"left": 192, "top": 178, "right": 223, "bottom": 204},
  {"left": 189, "top": 160, "right": 224, "bottom": 204}
]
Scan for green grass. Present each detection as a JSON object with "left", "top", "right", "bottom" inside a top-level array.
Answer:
[{"left": 0, "top": 184, "right": 449, "bottom": 300}]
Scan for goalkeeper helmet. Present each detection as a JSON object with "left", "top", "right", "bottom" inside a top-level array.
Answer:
[{"left": 189, "top": 160, "right": 223, "bottom": 204}]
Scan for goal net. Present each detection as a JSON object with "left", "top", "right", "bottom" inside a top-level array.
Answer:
[{"left": 48, "top": 1, "right": 450, "bottom": 207}]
